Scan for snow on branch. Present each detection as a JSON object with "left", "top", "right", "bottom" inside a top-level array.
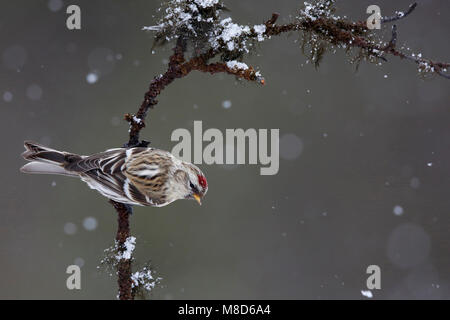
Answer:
[
  {"left": 100, "top": 203, "right": 160, "bottom": 300},
  {"left": 143, "top": 0, "right": 448, "bottom": 80}
]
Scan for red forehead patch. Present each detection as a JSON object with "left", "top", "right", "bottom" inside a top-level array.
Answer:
[{"left": 198, "top": 175, "right": 207, "bottom": 190}]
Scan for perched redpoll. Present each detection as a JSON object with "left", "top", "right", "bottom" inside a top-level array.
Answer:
[{"left": 20, "top": 141, "right": 208, "bottom": 207}]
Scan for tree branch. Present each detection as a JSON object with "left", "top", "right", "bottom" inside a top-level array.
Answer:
[
  {"left": 110, "top": 200, "right": 133, "bottom": 300},
  {"left": 105, "top": 0, "right": 449, "bottom": 300},
  {"left": 126, "top": 38, "right": 187, "bottom": 148}
]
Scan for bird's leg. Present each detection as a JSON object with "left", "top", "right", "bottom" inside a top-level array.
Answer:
[
  {"left": 123, "top": 139, "right": 150, "bottom": 148},
  {"left": 137, "top": 140, "right": 151, "bottom": 148},
  {"left": 124, "top": 204, "right": 133, "bottom": 215}
]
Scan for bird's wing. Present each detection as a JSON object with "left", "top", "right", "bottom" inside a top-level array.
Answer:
[
  {"left": 73, "top": 148, "right": 152, "bottom": 206},
  {"left": 80, "top": 169, "right": 148, "bottom": 205},
  {"left": 64, "top": 148, "right": 127, "bottom": 173}
]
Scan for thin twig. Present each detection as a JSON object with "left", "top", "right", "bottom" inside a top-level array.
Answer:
[
  {"left": 381, "top": 2, "right": 417, "bottom": 23},
  {"left": 386, "top": 25, "right": 397, "bottom": 49},
  {"left": 259, "top": 6, "right": 449, "bottom": 79}
]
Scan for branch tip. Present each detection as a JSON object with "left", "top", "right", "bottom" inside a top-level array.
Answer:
[{"left": 382, "top": 2, "right": 418, "bottom": 23}]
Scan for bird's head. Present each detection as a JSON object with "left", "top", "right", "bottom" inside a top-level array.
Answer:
[
  {"left": 173, "top": 163, "right": 208, "bottom": 205},
  {"left": 186, "top": 164, "right": 208, "bottom": 205}
]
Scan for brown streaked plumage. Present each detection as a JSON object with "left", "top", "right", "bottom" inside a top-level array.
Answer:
[{"left": 20, "top": 141, "right": 208, "bottom": 207}]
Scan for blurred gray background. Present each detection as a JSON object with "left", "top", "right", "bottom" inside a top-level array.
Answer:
[{"left": 1, "top": 0, "right": 449, "bottom": 299}]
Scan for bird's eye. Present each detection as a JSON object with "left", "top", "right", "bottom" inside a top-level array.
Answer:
[{"left": 189, "top": 182, "right": 197, "bottom": 191}]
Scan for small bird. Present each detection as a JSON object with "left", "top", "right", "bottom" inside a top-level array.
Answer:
[{"left": 20, "top": 141, "right": 207, "bottom": 207}]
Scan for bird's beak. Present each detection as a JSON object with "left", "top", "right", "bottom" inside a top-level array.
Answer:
[{"left": 193, "top": 193, "right": 202, "bottom": 205}]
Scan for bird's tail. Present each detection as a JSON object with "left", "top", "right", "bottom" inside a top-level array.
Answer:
[{"left": 20, "top": 141, "right": 78, "bottom": 177}]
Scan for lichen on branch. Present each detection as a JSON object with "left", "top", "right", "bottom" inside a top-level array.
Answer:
[{"left": 143, "top": 0, "right": 449, "bottom": 81}]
